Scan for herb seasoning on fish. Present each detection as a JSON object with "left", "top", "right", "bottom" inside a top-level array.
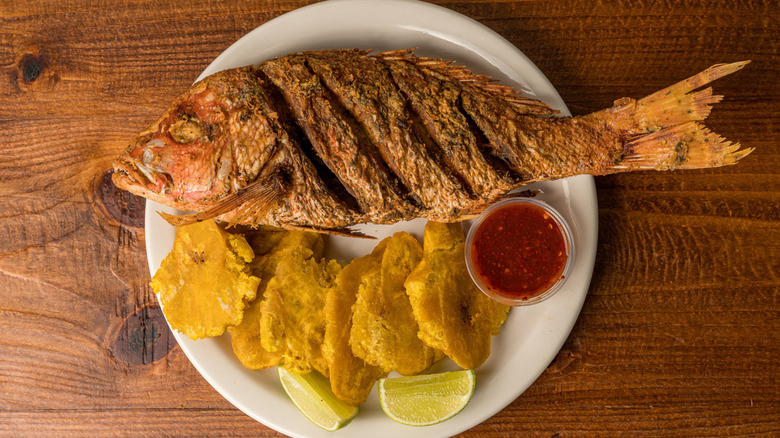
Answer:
[
  {"left": 469, "top": 202, "right": 567, "bottom": 301},
  {"left": 112, "top": 49, "right": 752, "bottom": 237}
]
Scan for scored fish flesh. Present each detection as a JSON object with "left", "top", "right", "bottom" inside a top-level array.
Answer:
[{"left": 112, "top": 49, "right": 752, "bottom": 236}]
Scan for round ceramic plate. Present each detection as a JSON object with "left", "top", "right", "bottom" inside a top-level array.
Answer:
[{"left": 144, "top": 0, "right": 598, "bottom": 437}]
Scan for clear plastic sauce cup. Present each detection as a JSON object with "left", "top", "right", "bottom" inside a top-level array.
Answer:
[{"left": 465, "top": 198, "right": 575, "bottom": 306}]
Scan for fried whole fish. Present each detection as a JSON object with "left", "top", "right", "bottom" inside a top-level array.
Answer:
[{"left": 112, "top": 49, "right": 752, "bottom": 236}]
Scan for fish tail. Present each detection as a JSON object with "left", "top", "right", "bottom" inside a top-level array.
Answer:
[
  {"left": 611, "top": 121, "right": 754, "bottom": 171},
  {"left": 599, "top": 61, "right": 754, "bottom": 170},
  {"left": 596, "top": 61, "right": 750, "bottom": 135},
  {"left": 644, "top": 61, "right": 749, "bottom": 127}
]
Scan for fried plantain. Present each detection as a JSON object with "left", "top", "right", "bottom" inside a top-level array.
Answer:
[
  {"left": 404, "top": 221, "right": 510, "bottom": 369},
  {"left": 350, "top": 232, "right": 441, "bottom": 375},
  {"left": 226, "top": 295, "right": 283, "bottom": 370},
  {"left": 324, "top": 240, "right": 389, "bottom": 405},
  {"left": 259, "top": 242, "right": 341, "bottom": 375},
  {"left": 227, "top": 229, "right": 323, "bottom": 370},
  {"left": 242, "top": 225, "right": 290, "bottom": 259},
  {"left": 150, "top": 219, "right": 260, "bottom": 340}
]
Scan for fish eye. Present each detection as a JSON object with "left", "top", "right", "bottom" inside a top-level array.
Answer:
[{"left": 169, "top": 115, "right": 203, "bottom": 144}]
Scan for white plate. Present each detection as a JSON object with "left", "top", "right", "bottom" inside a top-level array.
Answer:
[{"left": 144, "top": 0, "right": 598, "bottom": 437}]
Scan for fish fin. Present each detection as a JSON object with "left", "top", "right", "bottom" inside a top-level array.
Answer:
[
  {"left": 373, "top": 49, "right": 556, "bottom": 115},
  {"left": 638, "top": 61, "right": 750, "bottom": 112},
  {"left": 600, "top": 62, "right": 753, "bottom": 170},
  {"left": 611, "top": 121, "right": 754, "bottom": 171},
  {"left": 599, "top": 61, "right": 750, "bottom": 135},
  {"left": 220, "top": 194, "right": 280, "bottom": 228},
  {"left": 283, "top": 224, "right": 375, "bottom": 239},
  {"left": 159, "top": 174, "right": 285, "bottom": 227}
]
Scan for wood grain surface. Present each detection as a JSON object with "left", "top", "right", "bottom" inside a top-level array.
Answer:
[{"left": 1, "top": 0, "right": 777, "bottom": 436}]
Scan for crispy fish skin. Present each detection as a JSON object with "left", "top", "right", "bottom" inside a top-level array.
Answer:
[
  {"left": 349, "top": 232, "right": 441, "bottom": 375},
  {"left": 323, "top": 240, "right": 389, "bottom": 406},
  {"left": 113, "top": 51, "right": 751, "bottom": 232},
  {"left": 261, "top": 54, "right": 414, "bottom": 224},
  {"left": 383, "top": 57, "right": 515, "bottom": 201},
  {"left": 305, "top": 50, "right": 472, "bottom": 219},
  {"left": 460, "top": 95, "right": 619, "bottom": 182},
  {"left": 217, "top": 71, "right": 363, "bottom": 231},
  {"left": 405, "top": 222, "right": 509, "bottom": 369}
]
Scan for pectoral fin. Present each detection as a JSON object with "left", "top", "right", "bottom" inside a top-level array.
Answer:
[{"left": 159, "top": 174, "right": 285, "bottom": 227}]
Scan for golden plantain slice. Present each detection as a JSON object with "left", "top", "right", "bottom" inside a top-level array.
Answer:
[
  {"left": 249, "top": 229, "right": 324, "bottom": 283},
  {"left": 150, "top": 219, "right": 260, "bottom": 340},
  {"left": 227, "top": 230, "right": 322, "bottom": 370},
  {"left": 350, "top": 232, "right": 441, "bottom": 375},
  {"left": 243, "top": 226, "right": 290, "bottom": 260},
  {"left": 404, "top": 221, "right": 510, "bottom": 369},
  {"left": 259, "top": 245, "right": 341, "bottom": 376},
  {"left": 324, "top": 240, "right": 389, "bottom": 406},
  {"left": 226, "top": 295, "right": 283, "bottom": 370}
]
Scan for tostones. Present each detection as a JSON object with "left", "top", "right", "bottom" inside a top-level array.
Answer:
[
  {"left": 259, "top": 245, "right": 341, "bottom": 376},
  {"left": 229, "top": 230, "right": 325, "bottom": 370},
  {"left": 404, "top": 221, "right": 510, "bottom": 369},
  {"left": 150, "top": 219, "right": 260, "bottom": 340},
  {"left": 324, "top": 240, "right": 389, "bottom": 406},
  {"left": 350, "top": 232, "right": 441, "bottom": 375}
]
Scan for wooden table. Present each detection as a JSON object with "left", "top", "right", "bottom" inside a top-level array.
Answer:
[{"left": 1, "top": 0, "right": 777, "bottom": 436}]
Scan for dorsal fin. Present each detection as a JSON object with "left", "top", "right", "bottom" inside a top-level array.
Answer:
[{"left": 373, "top": 49, "right": 556, "bottom": 115}]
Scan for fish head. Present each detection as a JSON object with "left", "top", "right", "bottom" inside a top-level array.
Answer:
[{"left": 112, "top": 68, "right": 277, "bottom": 212}]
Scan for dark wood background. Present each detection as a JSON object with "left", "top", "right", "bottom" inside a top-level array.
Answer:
[{"left": 1, "top": 0, "right": 777, "bottom": 436}]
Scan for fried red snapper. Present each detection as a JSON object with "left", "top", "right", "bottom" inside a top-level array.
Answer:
[{"left": 113, "top": 49, "right": 751, "bottom": 236}]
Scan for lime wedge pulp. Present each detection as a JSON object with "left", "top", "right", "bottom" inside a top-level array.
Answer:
[
  {"left": 278, "top": 366, "right": 359, "bottom": 431},
  {"left": 378, "top": 369, "right": 476, "bottom": 426}
]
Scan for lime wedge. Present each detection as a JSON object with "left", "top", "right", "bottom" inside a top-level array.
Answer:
[
  {"left": 378, "top": 369, "right": 475, "bottom": 426},
  {"left": 278, "top": 366, "right": 358, "bottom": 431}
]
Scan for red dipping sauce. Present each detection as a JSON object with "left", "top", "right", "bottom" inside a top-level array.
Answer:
[{"left": 465, "top": 198, "right": 574, "bottom": 306}]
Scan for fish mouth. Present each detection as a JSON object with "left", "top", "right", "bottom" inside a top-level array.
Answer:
[{"left": 111, "top": 158, "right": 171, "bottom": 204}]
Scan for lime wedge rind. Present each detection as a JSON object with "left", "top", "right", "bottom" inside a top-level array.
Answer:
[
  {"left": 278, "top": 366, "right": 358, "bottom": 431},
  {"left": 379, "top": 369, "right": 475, "bottom": 427}
]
